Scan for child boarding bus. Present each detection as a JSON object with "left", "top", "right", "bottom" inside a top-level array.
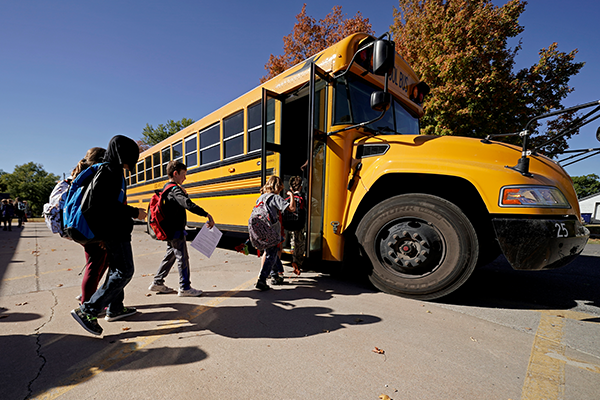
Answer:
[{"left": 127, "top": 32, "right": 591, "bottom": 300}]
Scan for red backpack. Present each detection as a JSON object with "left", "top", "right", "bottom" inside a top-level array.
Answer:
[{"left": 148, "top": 183, "right": 177, "bottom": 240}]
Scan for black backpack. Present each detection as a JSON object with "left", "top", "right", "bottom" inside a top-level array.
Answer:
[{"left": 282, "top": 192, "right": 306, "bottom": 231}]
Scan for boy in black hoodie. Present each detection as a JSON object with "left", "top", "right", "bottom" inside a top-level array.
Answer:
[
  {"left": 71, "top": 135, "right": 147, "bottom": 336},
  {"left": 148, "top": 160, "right": 215, "bottom": 296}
]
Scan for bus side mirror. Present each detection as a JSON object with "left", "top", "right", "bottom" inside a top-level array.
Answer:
[
  {"left": 372, "top": 40, "right": 395, "bottom": 76},
  {"left": 371, "top": 91, "right": 390, "bottom": 112}
]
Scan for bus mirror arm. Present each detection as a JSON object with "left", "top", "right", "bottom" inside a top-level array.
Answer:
[
  {"left": 485, "top": 99, "right": 600, "bottom": 176},
  {"left": 328, "top": 108, "right": 388, "bottom": 136},
  {"left": 557, "top": 126, "right": 600, "bottom": 167}
]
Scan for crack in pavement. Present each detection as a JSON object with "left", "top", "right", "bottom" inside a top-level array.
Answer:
[
  {"left": 25, "top": 290, "right": 58, "bottom": 400},
  {"left": 25, "top": 225, "right": 58, "bottom": 400}
]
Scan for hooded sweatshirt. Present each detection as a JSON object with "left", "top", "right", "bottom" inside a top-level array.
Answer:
[{"left": 83, "top": 135, "right": 140, "bottom": 241}]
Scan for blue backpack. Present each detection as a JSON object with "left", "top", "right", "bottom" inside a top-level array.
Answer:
[{"left": 63, "top": 163, "right": 123, "bottom": 244}]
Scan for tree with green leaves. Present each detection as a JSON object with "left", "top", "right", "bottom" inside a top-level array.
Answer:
[
  {"left": 572, "top": 174, "right": 600, "bottom": 199},
  {"left": 0, "top": 163, "right": 60, "bottom": 217},
  {"left": 141, "top": 118, "right": 195, "bottom": 147},
  {"left": 391, "top": 0, "right": 584, "bottom": 157},
  {"left": 0, "top": 169, "right": 7, "bottom": 192},
  {"left": 262, "top": 4, "right": 374, "bottom": 83}
]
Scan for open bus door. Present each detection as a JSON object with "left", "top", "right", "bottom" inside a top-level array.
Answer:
[
  {"left": 260, "top": 88, "right": 282, "bottom": 185},
  {"left": 305, "top": 62, "right": 329, "bottom": 260}
]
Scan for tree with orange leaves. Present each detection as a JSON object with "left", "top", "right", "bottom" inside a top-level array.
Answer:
[{"left": 261, "top": 4, "right": 374, "bottom": 83}]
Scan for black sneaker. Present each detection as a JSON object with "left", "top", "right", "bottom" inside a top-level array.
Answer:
[
  {"left": 71, "top": 308, "right": 103, "bottom": 336},
  {"left": 270, "top": 275, "right": 284, "bottom": 285},
  {"left": 255, "top": 280, "right": 271, "bottom": 291},
  {"left": 105, "top": 306, "right": 138, "bottom": 322}
]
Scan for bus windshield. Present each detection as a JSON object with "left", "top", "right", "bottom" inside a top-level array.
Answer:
[{"left": 334, "top": 73, "right": 420, "bottom": 135}]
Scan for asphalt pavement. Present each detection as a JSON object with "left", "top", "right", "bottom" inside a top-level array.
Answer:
[{"left": 1, "top": 222, "right": 599, "bottom": 400}]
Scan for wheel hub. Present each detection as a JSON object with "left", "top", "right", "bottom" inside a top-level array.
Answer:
[{"left": 378, "top": 219, "right": 443, "bottom": 275}]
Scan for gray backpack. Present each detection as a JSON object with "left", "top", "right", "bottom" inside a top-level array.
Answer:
[{"left": 248, "top": 194, "right": 281, "bottom": 250}]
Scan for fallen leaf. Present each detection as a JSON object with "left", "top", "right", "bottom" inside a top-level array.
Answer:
[
  {"left": 146, "top": 293, "right": 152, "bottom": 297},
  {"left": 323, "top": 329, "right": 330, "bottom": 333},
  {"left": 373, "top": 347, "right": 385, "bottom": 354},
  {"left": 355, "top": 318, "right": 363, "bottom": 323},
  {"left": 426, "top": 310, "right": 432, "bottom": 314},
  {"left": 15, "top": 302, "right": 28, "bottom": 306},
  {"left": 56, "top": 284, "right": 63, "bottom": 287},
  {"left": 67, "top": 268, "right": 72, "bottom": 271},
  {"left": 379, "top": 395, "right": 391, "bottom": 400},
  {"left": 122, "top": 327, "right": 131, "bottom": 331},
  {"left": 470, "top": 337, "right": 478, "bottom": 342}
]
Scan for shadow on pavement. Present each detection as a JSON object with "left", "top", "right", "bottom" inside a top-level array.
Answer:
[
  {"left": 439, "top": 253, "right": 600, "bottom": 311},
  {"left": 2, "top": 269, "right": 381, "bottom": 399},
  {"left": 0, "top": 225, "right": 25, "bottom": 286},
  {"left": 0, "top": 331, "right": 207, "bottom": 400}
]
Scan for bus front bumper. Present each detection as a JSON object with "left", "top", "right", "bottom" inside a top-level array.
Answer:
[{"left": 492, "top": 218, "right": 590, "bottom": 271}]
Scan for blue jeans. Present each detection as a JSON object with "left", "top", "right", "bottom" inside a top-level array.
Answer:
[
  {"left": 81, "top": 240, "right": 134, "bottom": 317},
  {"left": 154, "top": 237, "right": 191, "bottom": 290},
  {"left": 258, "top": 246, "right": 283, "bottom": 282}
]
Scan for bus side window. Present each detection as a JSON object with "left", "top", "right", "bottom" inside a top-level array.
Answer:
[
  {"left": 247, "top": 102, "right": 261, "bottom": 153},
  {"left": 200, "top": 123, "right": 220, "bottom": 165},
  {"left": 153, "top": 152, "right": 161, "bottom": 178},
  {"left": 161, "top": 146, "right": 171, "bottom": 176},
  {"left": 185, "top": 134, "right": 198, "bottom": 167},
  {"left": 137, "top": 160, "right": 145, "bottom": 183},
  {"left": 224, "top": 110, "right": 244, "bottom": 159},
  {"left": 145, "top": 156, "right": 152, "bottom": 181},
  {"left": 173, "top": 140, "right": 183, "bottom": 163},
  {"left": 130, "top": 164, "right": 137, "bottom": 185}
]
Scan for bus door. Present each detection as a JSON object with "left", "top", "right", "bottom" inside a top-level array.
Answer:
[
  {"left": 306, "top": 62, "right": 329, "bottom": 259},
  {"left": 260, "top": 89, "right": 283, "bottom": 185}
]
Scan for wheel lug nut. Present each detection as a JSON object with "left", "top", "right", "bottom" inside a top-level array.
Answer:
[
  {"left": 402, "top": 231, "right": 410, "bottom": 238},
  {"left": 412, "top": 233, "right": 422, "bottom": 240}
]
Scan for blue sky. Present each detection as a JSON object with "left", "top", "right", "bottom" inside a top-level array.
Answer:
[{"left": 1, "top": 0, "right": 598, "bottom": 179}]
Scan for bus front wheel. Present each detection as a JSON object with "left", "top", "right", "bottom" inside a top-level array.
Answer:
[{"left": 356, "top": 194, "right": 478, "bottom": 300}]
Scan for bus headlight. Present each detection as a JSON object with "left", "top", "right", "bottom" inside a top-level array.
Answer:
[{"left": 499, "top": 186, "right": 571, "bottom": 208}]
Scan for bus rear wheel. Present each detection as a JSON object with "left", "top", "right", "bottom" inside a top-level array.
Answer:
[
  {"left": 147, "top": 208, "right": 157, "bottom": 240},
  {"left": 356, "top": 194, "right": 478, "bottom": 300}
]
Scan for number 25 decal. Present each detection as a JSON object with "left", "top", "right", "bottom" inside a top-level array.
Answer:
[{"left": 555, "top": 223, "right": 569, "bottom": 238}]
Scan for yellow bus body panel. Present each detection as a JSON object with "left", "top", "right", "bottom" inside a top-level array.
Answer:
[{"left": 344, "top": 135, "right": 581, "bottom": 228}]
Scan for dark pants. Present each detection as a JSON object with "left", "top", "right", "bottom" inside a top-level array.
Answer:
[
  {"left": 259, "top": 246, "right": 283, "bottom": 282},
  {"left": 81, "top": 240, "right": 134, "bottom": 317},
  {"left": 154, "top": 238, "right": 191, "bottom": 290},
  {"left": 81, "top": 242, "right": 109, "bottom": 303}
]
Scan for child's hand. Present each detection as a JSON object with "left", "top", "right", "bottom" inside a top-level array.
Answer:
[
  {"left": 137, "top": 208, "right": 147, "bottom": 221},
  {"left": 206, "top": 213, "right": 215, "bottom": 228}
]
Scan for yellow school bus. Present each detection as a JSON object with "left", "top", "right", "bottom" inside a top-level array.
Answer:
[{"left": 126, "top": 32, "right": 590, "bottom": 300}]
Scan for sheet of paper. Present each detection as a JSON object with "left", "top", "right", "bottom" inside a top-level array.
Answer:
[{"left": 190, "top": 224, "right": 222, "bottom": 258}]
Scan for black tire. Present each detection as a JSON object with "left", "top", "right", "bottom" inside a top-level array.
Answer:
[{"left": 356, "top": 194, "right": 479, "bottom": 300}]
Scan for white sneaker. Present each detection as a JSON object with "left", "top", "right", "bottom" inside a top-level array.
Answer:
[
  {"left": 178, "top": 287, "right": 203, "bottom": 297},
  {"left": 148, "top": 282, "right": 174, "bottom": 293}
]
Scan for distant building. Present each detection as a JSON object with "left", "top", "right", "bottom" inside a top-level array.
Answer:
[{"left": 579, "top": 192, "right": 600, "bottom": 224}]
